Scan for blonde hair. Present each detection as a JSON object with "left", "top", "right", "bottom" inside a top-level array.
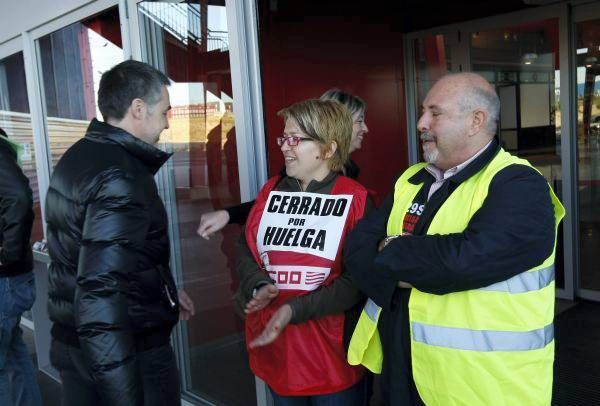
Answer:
[{"left": 278, "top": 99, "right": 352, "bottom": 172}]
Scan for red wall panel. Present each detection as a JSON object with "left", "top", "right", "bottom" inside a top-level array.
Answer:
[{"left": 258, "top": 8, "right": 409, "bottom": 201}]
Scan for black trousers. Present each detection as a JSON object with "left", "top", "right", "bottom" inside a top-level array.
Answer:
[
  {"left": 378, "top": 289, "right": 424, "bottom": 406},
  {"left": 50, "top": 339, "right": 180, "bottom": 406}
]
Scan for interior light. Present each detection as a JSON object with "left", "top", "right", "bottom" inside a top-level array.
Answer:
[
  {"left": 584, "top": 56, "right": 598, "bottom": 68},
  {"left": 522, "top": 53, "right": 538, "bottom": 65}
]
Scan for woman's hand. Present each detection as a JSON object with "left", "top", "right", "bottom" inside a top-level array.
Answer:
[
  {"left": 249, "top": 304, "right": 292, "bottom": 348},
  {"left": 197, "top": 210, "right": 230, "bottom": 240},
  {"left": 245, "top": 284, "right": 279, "bottom": 314}
]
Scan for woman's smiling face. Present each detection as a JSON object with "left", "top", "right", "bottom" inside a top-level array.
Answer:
[
  {"left": 349, "top": 109, "right": 368, "bottom": 153},
  {"left": 280, "top": 118, "right": 331, "bottom": 190}
]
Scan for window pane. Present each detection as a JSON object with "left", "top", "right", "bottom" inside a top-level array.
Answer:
[
  {"left": 0, "top": 52, "right": 44, "bottom": 247},
  {"left": 37, "top": 6, "right": 123, "bottom": 169},
  {"left": 136, "top": 2, "right": 253, "bottom": 404}
]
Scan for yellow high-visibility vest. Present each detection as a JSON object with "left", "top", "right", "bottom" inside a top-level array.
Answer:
[{"left": 348, "top": 148, "right": 565, "bottom": 405}]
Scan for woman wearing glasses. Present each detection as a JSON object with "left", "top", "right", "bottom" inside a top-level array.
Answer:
[
  {"left": 237, "top": 99, "right": 369, "bottom": 405},
  {"left": 197, "top": 89, "right": 369, "bottom": 239}
]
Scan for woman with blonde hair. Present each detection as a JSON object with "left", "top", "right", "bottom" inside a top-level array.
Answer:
[{"left": 237, "top": 98, "right": 369, "bottom": 405}]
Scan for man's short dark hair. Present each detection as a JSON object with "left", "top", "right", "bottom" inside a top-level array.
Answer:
[
  {"left": 0, "top": 127, "right": 7, "bottom": 137},
  {"left": 98, "top": 60, "right": 170, "bottom": 121}
]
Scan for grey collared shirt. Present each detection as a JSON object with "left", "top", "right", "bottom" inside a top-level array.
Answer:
[{"left": 424, "top": 140, "right": 493, "bottom": 201}]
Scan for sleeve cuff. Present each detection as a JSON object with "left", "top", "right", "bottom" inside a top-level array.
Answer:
[
  {"left": 252, "top": 281, "right": 273, "bottom": 298},
  {"left": 286, "top": 299, "right": 301, "bottom": 324}
]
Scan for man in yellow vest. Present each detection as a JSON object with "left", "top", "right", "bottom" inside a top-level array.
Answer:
[{"left": 344, "top": 72, "right": 565, "bottom": 405}]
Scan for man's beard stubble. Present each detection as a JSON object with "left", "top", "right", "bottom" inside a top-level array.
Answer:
[{"left": 421, "top": 132, "right": 439, "bottom": 164}]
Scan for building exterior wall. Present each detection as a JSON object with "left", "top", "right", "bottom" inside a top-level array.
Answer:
[{"left": 0, "top": 0, "right": 93, "bottom": 44}]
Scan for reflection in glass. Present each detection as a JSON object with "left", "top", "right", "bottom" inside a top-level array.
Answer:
[
  {"left": 469, "top": 19, "right": 564, "bottom": 287},
  {"left": 414, "top": 35, "right": 452, "bottom": 110},
  {"left": 137, "top": 2, "right": 252, "bottom": 404},
  {"left": 413, "top": 35, "right": 452, "bottom": 161},
  {"left": 576, "top": 19, "right": 600, "bottom": 291},
  {"left": 37, "top": 6, "right": 123, "bottom": 169},
  {"left": 0, "top": 52, "right": 44, "bottom": 246}
]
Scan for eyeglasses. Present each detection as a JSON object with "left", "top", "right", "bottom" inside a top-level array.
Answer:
[{"left": 276, "top": 136, "right": 314, "bottom": 147}]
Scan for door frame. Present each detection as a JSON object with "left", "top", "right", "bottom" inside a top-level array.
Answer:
[
  {"left": 572, "top": 1, "right": 600, "bottom": 302},
  {"left": 125, "top": 0, "right": 269, "bottom": 404}
]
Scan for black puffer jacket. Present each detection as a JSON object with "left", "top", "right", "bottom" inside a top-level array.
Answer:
[
  {"left": 45, "top": 119, "right": 179, "bottom": 406},
  {"left": 0, "top": 136, "right": 34, "bottom": 276}
]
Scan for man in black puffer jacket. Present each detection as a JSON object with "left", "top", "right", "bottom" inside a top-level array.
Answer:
[
  {"left": 46, "top": 61, "right": 195, "bottom": 406},
  {"left": 0, "top": 127, "right": 42, "bottom": 405}
]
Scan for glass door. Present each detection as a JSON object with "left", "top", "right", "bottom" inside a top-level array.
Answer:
[
  {"left": 407, "top": 32, "right": 457, "bottom": 162},
  {"left": 467, "top": 19, "right": 565, "bottom": 289},
  {"left": 413, "top": 34, "right": 455, "bottom": 108},
  {"left": 134, "top": 2, "right": 255, "bottom": 404},
  {"left": 575, "top": 14, "right": 600, "bottom": 299}
]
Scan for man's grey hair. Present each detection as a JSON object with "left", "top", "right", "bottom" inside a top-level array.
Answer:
[
  {"left": 457, "top": 85, "right": 500, "bottom": 136},
  {"left": 98, "top": 60, "right": 170, "bottom": 121}
]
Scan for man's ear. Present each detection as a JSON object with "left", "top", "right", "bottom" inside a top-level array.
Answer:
[
  {"left": 323, "top": 141, "right": 338, "bottom": 159},
  {"left": 469, "top": 109, "right": 487, "bottom": 136},
  {"left": 130, "top": 98, "right": 146, "bottom": 120}
]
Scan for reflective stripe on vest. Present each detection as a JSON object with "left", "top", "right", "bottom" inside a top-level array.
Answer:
[
  {"left": 480, "top": 265, "right": 554, "bottom": 293},
  {"left": 412, "top": 321, "right": 554, "bottom": 352},
  {"left": 364, "top": 298, "right": 381, "bottom": 321}
]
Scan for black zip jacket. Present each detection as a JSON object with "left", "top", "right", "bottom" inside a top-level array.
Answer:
[
  {"left": 45, "top": 119, "right": 180, "bottom": 406},
  {"left": 0, "top": 136, "right": 34, "bottom": 277}
]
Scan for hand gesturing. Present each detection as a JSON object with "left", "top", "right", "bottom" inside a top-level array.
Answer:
[
  {"left": 245, "top": 284, "right": 279, "bottom": 314},
  {"left": 249, "top": 304, "right": 292, "bottom": 348}
]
